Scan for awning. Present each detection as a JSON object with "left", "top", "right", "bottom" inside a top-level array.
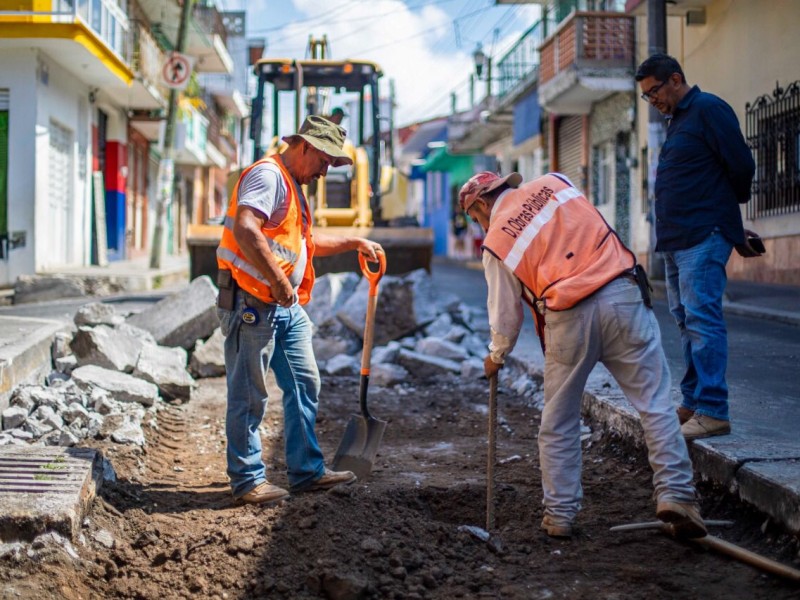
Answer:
[{"left": 421, "top": 147, "right": 474, "bottom": 185}]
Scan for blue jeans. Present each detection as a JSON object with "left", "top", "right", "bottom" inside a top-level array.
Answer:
[
  {"left": 662, "top": 229, "right": 732, "bottom": 421},
  {"left": 218, "top": 290, "right": 325, "bottom": 497}
]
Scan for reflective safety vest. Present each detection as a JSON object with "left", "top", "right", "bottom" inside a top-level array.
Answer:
[
  {"left": 483, "top": 173, "right": 634, "bottom": 311},
  {"left": 216, "top": 155, "right": 316, "bottom": 305}
]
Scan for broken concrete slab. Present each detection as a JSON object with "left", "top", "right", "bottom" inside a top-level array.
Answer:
[
  {"left": 126, "top": 275, "right": 219, "bottom": 350},
  {"left": 70, "top": 325, "right": 143, "bottom": 373},
  {"left": 189, "top": 328, "right": 226, "bottom": 379},
  {"left": 396, "top": 349, "right": 461, "bottom": 379},
  {"left": 414, "top": 337, "right": 470, "bottom": 362},
  {"left": 71, "top": 365, "right": 159, "bottom": 407},
  {"left": 133, "top": 344, "right": 196, "bottom": 401},
  {"left": 73, "top": 302, "right": 124, "bottom": 328},
  {"left": 337, "top": 269, "right": 441, "bottom": 345},
  {"left": 370, "top": 363, "right": 409, "bottom": 387},
  {"left": 306, "top": 272, "right": 359, "bottom": 326},
  {"left": 0, "top": 446, "right": 101, "bottom": 542}
]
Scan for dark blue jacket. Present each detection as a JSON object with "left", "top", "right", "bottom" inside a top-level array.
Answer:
[{"left": 654, "top": 85, "right": 755, "bottom": 251}]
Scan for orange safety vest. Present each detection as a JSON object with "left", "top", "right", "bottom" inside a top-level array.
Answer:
[
  {"left": 483, "top": 173, "right": 634, "bottom": 311},
  {"left": 216, "top": 155, "right": 316, "bottom": 305}
]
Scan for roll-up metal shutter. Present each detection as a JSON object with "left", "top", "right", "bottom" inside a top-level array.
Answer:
[{"left": 557, "top": 116, "right": 583, "bottom": 189}]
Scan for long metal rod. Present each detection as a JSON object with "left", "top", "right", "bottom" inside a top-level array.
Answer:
[
  {"left": 612, "top": 521, "right": 800, "bottom": 583},
  {"left": 486, "top": 374, "right": 498, "bottom": 531}
]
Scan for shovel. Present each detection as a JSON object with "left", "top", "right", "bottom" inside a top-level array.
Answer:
[{"left": 332, "top": 251, "right": 387, "bottom": 480}]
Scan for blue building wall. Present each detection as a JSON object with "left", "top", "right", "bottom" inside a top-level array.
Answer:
[
  {"left": 423, "top": 171, "right": 451, "bottom": 256},
  {"left": 513, "top": 88, "right": 542, "bottom": 146}
]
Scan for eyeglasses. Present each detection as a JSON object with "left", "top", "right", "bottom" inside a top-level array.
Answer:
[{"left": 640, "top": 80, "right": 667, "bottom": 102}]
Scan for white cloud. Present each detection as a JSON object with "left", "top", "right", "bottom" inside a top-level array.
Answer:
[{"left": 237, "top": 0, "right": 541, "bottom": 127}]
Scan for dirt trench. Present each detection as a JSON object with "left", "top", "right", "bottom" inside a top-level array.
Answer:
[{"left": 1, "top": 373, "right": 798, "bottom": 600}]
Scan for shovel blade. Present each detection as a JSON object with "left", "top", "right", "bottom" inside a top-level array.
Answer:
[{"left": 331, "top": 414, "right": 387, "bottom": 481}]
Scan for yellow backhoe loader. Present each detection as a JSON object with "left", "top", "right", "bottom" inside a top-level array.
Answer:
[{"left": 187, "top": 39, "right": 432, "bottom": 279}]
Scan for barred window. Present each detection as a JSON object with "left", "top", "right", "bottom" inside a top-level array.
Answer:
[{"left": 746, "top": 81, "right": 800, "bottom": 219}]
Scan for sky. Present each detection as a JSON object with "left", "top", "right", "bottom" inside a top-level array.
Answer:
[{"left": 219, "top": 0, "right": 542, "bottom": 128}]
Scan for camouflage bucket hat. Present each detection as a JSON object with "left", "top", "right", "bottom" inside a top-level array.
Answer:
[{"left": 282, "top": 115, "right": 353, "bottom": 167}]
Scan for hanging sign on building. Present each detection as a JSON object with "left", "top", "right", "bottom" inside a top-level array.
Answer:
[{"left": 161, "top": 52, "right": 195, "bottom": 90}]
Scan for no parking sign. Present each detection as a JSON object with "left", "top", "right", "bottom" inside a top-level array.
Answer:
[{"left": 161, "top": 52, "right": 196, "bottom": 90}]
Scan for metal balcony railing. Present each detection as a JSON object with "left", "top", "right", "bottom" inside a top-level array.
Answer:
[
  {"left": 0, "top": 0, "right": 130, "bottom": 60},
  {"left": 496, "top": 15, "right": 557, "bottom": 100},
  {"left": 538, "top": 11, "right": 634, "bottom": 85},
  {"left": 130, "top": 21, "right": 162, "bottom": 87},
  {"left": 193, "top": 3, "right": 227, "bottom": 46}
]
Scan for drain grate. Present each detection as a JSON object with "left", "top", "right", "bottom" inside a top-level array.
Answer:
[{"left": 0, "top": 446, "right": 101, "bottom": 542}]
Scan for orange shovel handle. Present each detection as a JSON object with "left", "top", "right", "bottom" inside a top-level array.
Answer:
[{"left": 358, "top": 251, "right": 386, "bottom": 297}]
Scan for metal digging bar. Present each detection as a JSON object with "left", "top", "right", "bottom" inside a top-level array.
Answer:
[{"left": 611, "top": 521, "right": 800, "bottom": 583}]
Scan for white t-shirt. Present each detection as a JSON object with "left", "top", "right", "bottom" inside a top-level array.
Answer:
[{"left": 237, "top": 162, "right": 308, "bottom": 289}]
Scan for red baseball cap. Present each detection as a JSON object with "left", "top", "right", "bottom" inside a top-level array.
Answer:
[{"left": 459, "top": 171, "right": 522, "bottom": 212}]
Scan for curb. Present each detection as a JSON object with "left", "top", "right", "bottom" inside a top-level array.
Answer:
[
  {"left": 581, "top": 386, "right": 800, "bottom": 536},
  {"left": 505, "top": 350, "right": 800, "bottom": 536},
  {"left": 0, "top": 317, "right": 69, "bottom": 411}
]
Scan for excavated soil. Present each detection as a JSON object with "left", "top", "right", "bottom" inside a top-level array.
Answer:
[{"left": 1, "top": 373, "right": 799, "bottom": 599}]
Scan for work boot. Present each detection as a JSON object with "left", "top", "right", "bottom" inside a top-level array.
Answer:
[
  {"left": 292, "top": 468, "right": 356, "bottom": 494},
  {"left": 681, "top": 415, "right": 731, "bottom": 440},
  {"left": 237, "top": 482, "right": 290, "bottom": 505},
  {"left": 656, "top": 501, "right": 707, "bottom": 539},
  {"left": 676, "top": 406, "right": 694, "bottom": 425},
  {"left": 540, "top": 515, "right": 573, "bottom": 539}
]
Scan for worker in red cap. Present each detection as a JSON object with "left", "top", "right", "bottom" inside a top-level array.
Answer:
[{"left": 460, "top": 171, "right": 705, "bottom": 540}]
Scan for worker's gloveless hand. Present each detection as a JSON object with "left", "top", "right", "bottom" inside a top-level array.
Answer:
[
  {"left": 356, "top": 239, "right": 384, "bottom": 262},
  {"left": 272, "top": 277, "right": 295, "bottom": 307},
  {"left": 484, "top": 355, "right": 503, "bottom": 379}
]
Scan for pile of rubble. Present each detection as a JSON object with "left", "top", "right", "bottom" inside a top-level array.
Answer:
[{"left": 0, "top": 269, "right": 541, "bottom": 449}]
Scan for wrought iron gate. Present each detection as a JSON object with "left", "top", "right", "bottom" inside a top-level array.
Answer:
[{"left": 745, "top": 81, "right": 800, "bottom": 219}]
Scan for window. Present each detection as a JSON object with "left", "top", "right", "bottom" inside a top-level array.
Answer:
[
  {"left": 591, "top": 141, "right": 613, "bottom": 206},
  {"left": 746, "top": 81, "right": 800, "bottom": 218}
]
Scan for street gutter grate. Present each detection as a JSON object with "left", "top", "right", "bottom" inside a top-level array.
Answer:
[{"left": 0, "top": 447, "right": 102, "bottom": 542}]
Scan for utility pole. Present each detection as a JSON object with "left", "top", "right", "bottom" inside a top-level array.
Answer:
[
  {"left": 646, "top": 0, "right": 667, "bottom": 278},
  {"left": 150, "top": 0, "right": 195, "bottom": 269}
]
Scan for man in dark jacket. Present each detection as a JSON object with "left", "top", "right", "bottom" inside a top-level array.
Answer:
[{"left": 635, "top": 53, "right": 755, "bottom": 440}]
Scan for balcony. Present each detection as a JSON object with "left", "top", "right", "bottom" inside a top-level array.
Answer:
[
  {"left": 495, "top": 15, "right": 556, "bottom": 105},
  {"left": 0, "top": 0, "right": 133, "bottom": 86},
  {"left": 139, "top": 0, "right": 234, "bottom": 74},
  {"left": 105, "top": 21, "right": 166, "bottom": 110},
  {"left": 174, "top": 101, "right": 209, "bottom": 166},
  {"left": 537, "top": 11, "right": 634, "bottom": 114}
]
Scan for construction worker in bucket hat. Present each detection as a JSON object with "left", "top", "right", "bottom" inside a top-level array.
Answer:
[
  {"left": 216, "top": 115, "right": 383, "bottom": 505},
  {"left": 461, "top": 170, "right": 706, "bottom": 540}
]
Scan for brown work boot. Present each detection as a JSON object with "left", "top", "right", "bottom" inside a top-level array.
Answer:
[
  {"left": 681, "top": 415, "right": 731, "bottom": 440},
  {"left": 237, "top": 482, "right": 290, "bottom": 505},
  {"left": 676, "top": 406, "right": 694, "bottom": 425},
  {"left": 540, "top": 515, "right": 573, "bottom": 539},
  {"left": 656, "top": 501, "right": 707, "bottom": 539},
  {"left": 293, "top": 468, "right": 356, "bottom": 493}
]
